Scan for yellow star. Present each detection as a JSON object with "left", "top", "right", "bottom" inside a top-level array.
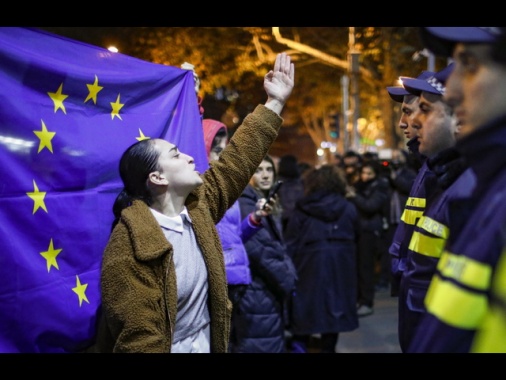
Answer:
[
  {"left": 72, "top": 275, "right": 89, "bottom": 307},
  {"left": 33, "top": 120, "right": 56, "bottom": 153},
  {"left": 40, "top": 238, "right": 62, "bottom": 272},
  {"left": 47, "top": 83, "right": 68, "bottom": 114},
  {"left": 85, "top": 75, "right": 103, "bottom": 104},
  {"left": 110, "top": 94, "right": 124, "bottom": 120},
  {"left": 26, "top": 179, "right": 48, "bottom": 214},
  {"left": 136, "top": 128, "right": 150, "bottom": 141}
]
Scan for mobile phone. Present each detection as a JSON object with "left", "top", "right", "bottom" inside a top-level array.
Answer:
[{"left": 263, "top": 180, "right": 283, "bottom": 210}]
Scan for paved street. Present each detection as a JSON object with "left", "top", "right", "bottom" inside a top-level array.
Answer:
[
  {"left": 303, "top": 289, "right": 401, "bottom": 353},
  {"left": 337, "top": 290, "right": 401, "bottom": 353}
]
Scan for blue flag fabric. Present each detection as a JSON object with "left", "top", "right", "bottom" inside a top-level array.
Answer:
[{"left": 0, "top": 27, "right": 209, "bottom": 353}]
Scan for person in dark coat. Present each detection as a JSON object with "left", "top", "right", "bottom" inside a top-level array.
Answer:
[
  {"left": 347, "top": 160, "right": 389, "bottom": 317},
  {"left": 232, "top": 155, "right": 298, "bottom": 353},
  {"left": 285, "top": 164, "right": 360, "bottom": 353},
  {"left": 277, "top": 154, "right": 304, "bottom": 235}
]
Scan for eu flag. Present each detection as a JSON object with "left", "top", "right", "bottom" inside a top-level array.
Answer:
[{"left": 0, "top": 27, "right": 208, "bottom": 352}]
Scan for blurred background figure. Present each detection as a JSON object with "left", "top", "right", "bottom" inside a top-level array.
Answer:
[
  {"left": 233, "top": 155, "right": 298, "bottom": 353},
  {"left": 330, "top": 152, "right": 344, "bottom": 168},
  {"left": 362, "top": 151, "right": 379, "bottom": 165},
  {"left": 297, "top": 161, "right": 313, "bottom": 177},
  {"left": 277, "top": 154, "right": 304, "bottom": 235},
  {"left": 285, "top": 164, "right": 359, "bottom": 353},
  {"left": 343, "top": 150, "right": 363, "bottom": 186},
  {"left": 347, "top": 160, "right": 389, "bottom": 317}
]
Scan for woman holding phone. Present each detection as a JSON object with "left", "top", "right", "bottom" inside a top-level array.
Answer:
[{"left": 232, "top": 155, "right": 298, "bottom": 353}]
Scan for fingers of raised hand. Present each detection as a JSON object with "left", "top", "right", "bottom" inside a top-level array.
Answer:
[{"left": 274, "top": 53, "right": 294, "bottom": 82}]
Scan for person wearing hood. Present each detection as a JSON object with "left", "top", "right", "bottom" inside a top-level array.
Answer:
[
  {"left": 285, "top": 164, "right": 360, "bottom": 353},
  {"left": 202, "top": 118, "right": 272, "bottom": 347}
]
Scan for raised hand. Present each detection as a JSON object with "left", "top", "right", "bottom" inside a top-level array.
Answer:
[{"left": 264, "top": 52, "right": 295, "bottom": 115}]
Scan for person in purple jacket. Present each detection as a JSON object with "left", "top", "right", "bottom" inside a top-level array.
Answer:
[{"left": 202, "top": 118, "right": 273, "bottom": 349}]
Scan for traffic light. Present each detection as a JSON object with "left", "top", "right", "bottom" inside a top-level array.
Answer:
[{"left": 329, "top": 113, "right": 340, "bottom": 139}]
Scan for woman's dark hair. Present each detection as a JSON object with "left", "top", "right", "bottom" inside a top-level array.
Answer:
[
  {"left": 303, "top": 164, "right": 347, "bottom": 196},
  {"left": 343, "top": 149, "right": 363, "bottom": 163},
  {"left": 253, "top": 154, "right": 278, "bottom": 196},
  {"left": 111, "top": 139, "right": 160, "bottom": 230},
  {"left": 361, "top": 160, "right": 382, "bottom": 177},
  {"left": 262, "top": 154, "right": 277, "bottom": 186},
  {"left": 258, "top": 154, "right": 283, "bottom": 216}
]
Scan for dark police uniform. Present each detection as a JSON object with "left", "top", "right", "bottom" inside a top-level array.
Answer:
[
  {"left": 408, "top": 115, "right": 506, "bottom": 352},
  {"left": 398, "top": 147, "right": 476, "bottom": 351},
  {"left": 389, "top": 159, "right": 438, "bottom": 297}
]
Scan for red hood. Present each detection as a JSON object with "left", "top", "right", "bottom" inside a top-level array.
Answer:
[{"left": 202, "top": 118, "right": 227, "bottom": 157}]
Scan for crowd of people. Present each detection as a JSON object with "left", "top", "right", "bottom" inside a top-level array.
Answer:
[{"left": 88, "top": 27, "right": 506, "bottom": 353}]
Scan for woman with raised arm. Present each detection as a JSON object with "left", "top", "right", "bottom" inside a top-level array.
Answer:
[{"left": 91, "top": 53, "right": 295, "bottom": 353}]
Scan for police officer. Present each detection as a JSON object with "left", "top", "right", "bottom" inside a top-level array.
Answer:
[
  {"left": 409, "top": 27, "right": 506, "bottom": 353},
  {"left": 385, "top": 71, "right": 434, "bottom": 298},
  {"left": 397, "top": 64, "right": 476, "bottom": 352}
]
